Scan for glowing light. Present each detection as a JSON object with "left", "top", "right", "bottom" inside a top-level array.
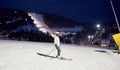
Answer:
[
  {"left": 96, "top": 24, "right": 100, "bottom": 28},
  {"left": 35, "top": 24, "right": 41, "bottom": 28},
  {"left": 88, "top": 35, "right": 91, "bottom": 39},
  {"left": 91, "top": 35, "right": 94, "bottom": 38}
]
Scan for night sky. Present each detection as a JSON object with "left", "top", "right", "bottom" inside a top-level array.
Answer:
[{"left": 0, "top": 0, "right": 120, "bottom": 23}]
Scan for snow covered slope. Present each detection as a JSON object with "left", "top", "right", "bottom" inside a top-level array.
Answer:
[{"left": 0, "top": 40, "right": 120, "bottom": 70}]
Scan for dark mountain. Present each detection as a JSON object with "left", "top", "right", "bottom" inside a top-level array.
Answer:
[
  {"left": 0, "top": 8, "right": 54, "bottom": 42},
  {"left": 0, "top": 8, "right": 95, "bottom": 42},
  {"left": 41, "top": 12, "right": 81, "bottom": 28},
  {"left": 0, "top": 8, "right": 33, "bottom": 31},
  {"left": 0, "top": 8, "right": 94, "bottom": 32},
  {"left": 40, "top": 12, "right": 96, "bottom": 34}
]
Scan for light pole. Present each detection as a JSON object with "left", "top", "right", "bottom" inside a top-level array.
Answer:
[
  {"left": 88, "top": 35, "right": 94, "bottom": 44},
  {"left": 88, "top": 35, "right": 91, "bottom": 44},
  {"left": 110, "top": 0, "right": 120, "bottom": 32}
]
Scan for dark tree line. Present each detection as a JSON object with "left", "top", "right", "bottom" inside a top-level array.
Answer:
[{"left": 8, "top": 30, "right": 53, "bottom": 42}]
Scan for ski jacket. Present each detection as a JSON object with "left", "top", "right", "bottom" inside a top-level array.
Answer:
[{"left": 54, "top": 35, "right": 60, "bottom": 46}]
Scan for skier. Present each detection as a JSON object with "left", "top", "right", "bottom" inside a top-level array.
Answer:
[
  {"left": 75, "top": 32, "right": 82, "bottom": 46},
  {"left": 54, "top": 33, "right": 61, "bottom": 58}
]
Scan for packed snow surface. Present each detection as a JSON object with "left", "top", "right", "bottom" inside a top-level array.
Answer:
[{"left": 0, "top": 40, "right": 120, "bottom": 70}]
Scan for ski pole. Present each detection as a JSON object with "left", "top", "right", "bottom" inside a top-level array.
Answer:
[{"left": 48, "top": 48, "right": 56, "bottom": 55}]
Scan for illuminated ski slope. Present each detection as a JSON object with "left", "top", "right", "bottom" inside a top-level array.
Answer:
[
  {"left": 0, "top": 40, "right": 120, "bottom": 70},
  {"left": 28, "top": 13, "right": 54, "bottom": 36}
]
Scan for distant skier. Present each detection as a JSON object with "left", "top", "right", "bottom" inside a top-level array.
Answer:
[
  {"left": 75, "top": 32, "right": 82, "bottom": 46},
  {"left": 54, "top": 33, "right": 61, "bottom": 58}
]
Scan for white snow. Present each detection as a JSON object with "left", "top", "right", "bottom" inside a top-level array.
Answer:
[
  {"left": 52, "top": 26, "right": 84, "bottom": 32},
  {"left": 28, "top": 13, "right": 53, "bottom": 34},
  {"left": 0, "top": 40, "right": 120, "bottom": 70}
]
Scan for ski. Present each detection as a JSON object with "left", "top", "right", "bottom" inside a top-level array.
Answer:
[
  {"left": 36, "top": 52, "right": 72, "bottom": 61},
  {"left": 56, "top": 57, "right": 72, "bottom": 61}
]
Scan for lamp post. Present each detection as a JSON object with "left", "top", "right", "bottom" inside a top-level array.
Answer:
[
  {"left": 110, "top": 0, "right": 120, "bottom": 32},
  {"left": 88, "top": 35, "right": 94, "bottom": 44}
]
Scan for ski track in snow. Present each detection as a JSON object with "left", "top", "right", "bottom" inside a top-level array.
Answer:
[{"left": 0, "top": 40, "right": 120, "bottom": 70}]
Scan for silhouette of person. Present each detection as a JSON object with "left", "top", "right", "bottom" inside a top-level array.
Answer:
[{"left": 54, "top": 33, "right": 61, "bottom": 58}]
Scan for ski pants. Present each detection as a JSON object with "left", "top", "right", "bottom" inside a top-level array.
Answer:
[{"left": 55, "top": 44, "right": 61, "bottom": 57}]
